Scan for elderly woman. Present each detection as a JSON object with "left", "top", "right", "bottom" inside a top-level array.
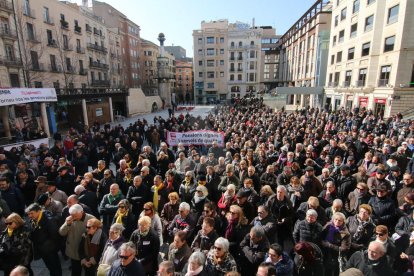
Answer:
[
  {"left": 161, "top": 192, "right": 180, "bottom": 239},
  {"left": 205, "top": 237, "right": 237, "bottom": 276},
  {"left": 79, "top": 218, "right": 107, "bottom": 276},
  {"left": 140, "top": 202, "right": 163, "bottom": 244},
  {"left": 218, "top": 184, "right": 237, "bottom": 216},
  {"left": 97, "top": 223, "right": 125, "bottom": 276},
  {"left": 184, "top": 251, "right": 208, "bottom": 276},
  {"left": 321, "top": 212, "right": 351, "bottom": 276},
  {"left": 191, "top": 185, "right": 209, "bottom": 220},
  {"left": 325, "top": 198, "right": 345, "bottom": 221},
  {"left": 130, "top": 216, "right": 160, "bottom": 275},
  {"left": 258, "top": 185, "right": 274, "bottom": 206},
  {"left": 224, "top": 205, "right": 250, "bottom": 257},
  {"left": 0, "top": 213, "right": 32, "bottom": 275},
  {"left": 180, "top": 171, "right": 197, "bottom": 203},
  {"left": 112, "top": 199, "right": 135, "bottom": 239},
  {"left": 167, "top": 230, "right": 192, "bottom": 273},
  {"left": 346, "top": 204, "right": 376, "bottom": 253}
]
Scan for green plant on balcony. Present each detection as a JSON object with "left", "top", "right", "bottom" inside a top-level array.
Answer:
[
  {"left": 74, "top": 25, "right": 81, "bottom": 33},
  {"left": 60, "top": 19, "right": 69, "bottom": 29}
]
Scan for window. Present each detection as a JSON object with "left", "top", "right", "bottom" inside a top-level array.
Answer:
[
  {"left": 334, "top": 15, "right": 339, "bottom": 27},
  {"left": 220, "top": 37, "right": 224, "bottom": 43},
  {"left": 353, "top": 0, "right": 360, "bottom": 14},
  {"left": 365, "top": 15, "right": 374, "bottom": 32},
  {"left": 341, "top": 8, "right": 347, "bottom": 21},
  {"left": 220, "top": 49, "right": 224, "bottom": 54},
  {"left": 198, "top": 49, "right": 202, "bottom": 56},
  {"left": 350, "top": 23, "right": 357, "bottom": 38},
  {"left": 238, "top": 74, "right": 242, "bottom": 81},
  {"left": 384, "top": 36, "right": 395, "bottom": 52},
  {"left": 388, "top": 5, "right": 399, "bottom": 24},
  {"left": 345, "top": 70, "right": 352, "bottom": 86},
  {"left": 332, "top": 36, "right": 337, "bottom": 46},
  {"left": 220, "top": 72, "right": 224, "bottom": 77},
  {"left": 358, "top": 68, "right": 367, "bottom": 86},
  {"left": 43, "top": 7, "right": 50, "bottom": 23},
  {"left": 379, "top": 65, "right": 391, "bottom": 86},
  {"left": 348, "top": 47, "right": 355, "bottom": 60},
  {"left": 362, "top": 42, "right": 370, "bottom": 56},
  {"left": 26, "top": 23, "right": 35, "bottom": 40},
  {"left": 198, "top": 72, "right": 203, "bottom": 77},
  {"left": 207, "top": 83, "right": 214, "bottom": 88},
  {"left": 220, "top": 60, "right": 224, "bottom": 65},
  {"left": 367, "top": 0, "right": 375, "bottom": 5},
  {"left": 337, "top": 51, "right": 342, "bottom": 63},
  {"left": 338, "top": 30, "right": 344, "bottom": 43},
  {"left": 230, "top": 74, "right": 234, "bottom": 81},
  {"left": 331, "top": 55, "right": 335, "bottom": 65},
  {"left": 198, "top": 38, "right": 202, "bottom": 44},
  {"left": 207, "top": 72, "right": 214, "bottom": 78},
  {"left": 206, "top": 37, "right": 214, "bottom": 44},
  {"left": 207, "top": 60, "right": 214, "bottom": 67},
  {"left": 206, "top": 48, "right": 214, "bottom": 55},
  {"left": 198, "top": 60, "right": 202, "bottom": 66}
]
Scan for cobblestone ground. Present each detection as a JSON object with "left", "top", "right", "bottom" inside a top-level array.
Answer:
[{"left": 0, "top": 105, "right": 215, "bottom": 276}]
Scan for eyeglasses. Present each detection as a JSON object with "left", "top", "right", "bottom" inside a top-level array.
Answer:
[
  {"left": 119, "top": 254, "right": 132, "bottom": 260},
  {"left": 179, "top": 210, "right": 185, "bottom": 213},
  {"left": 357, "top": 187, "right": 365, "bottom": 190},
  {"left": 376, "top": 232, "right": 385, "bottom": 237},
  {"left": 86, "top": 226, "right": 93, "bottom": 229},
  {"left": 143, "top": 208, "right": 151, "bottom": 211},
  {"left": 404, "top": 179, "right": 411, "bottom": 181},
  {"left": 213, "top": 246, "right": 222, "bottom": 251},
  {"left": 5, "top": 222, "right": 12, "bottom": 225},
  {"left": 118, "top": 205, "right": 126, "bottom": 208}
]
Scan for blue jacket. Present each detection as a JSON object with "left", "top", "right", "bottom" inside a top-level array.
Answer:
[
  {"left": 0, "top": 184, "right": 25, "bottom": 216},
  {"left": 265, "top": 252, "right": 294, "bottom": 276}
]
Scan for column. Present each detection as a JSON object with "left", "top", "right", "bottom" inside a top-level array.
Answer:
[
  {"left": 300, "top": 94, "right": 305, "bottom": 108},
  {"left": 82, "top": 99, "right": 89, "bottom": 127},
  {"left": 108, "top": 97, "right": 114, "bottom": 123},
  {"left": 40, "top": 103, "right": 50, "bottom": 137},
  {"left": 1, "top": 106, "right": 11, "bottom": 140}
]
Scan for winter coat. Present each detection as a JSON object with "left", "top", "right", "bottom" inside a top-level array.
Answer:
[
  {"left": 29, "top": 210, "right": 60, "bottom": 258},
  {"left": 336, "top": 175, "right": 357, "bottom": 200},
  {"left": 167, "top": 243, "right": 192, "bottom": 272},
  {"left": 264, "top": 251, "right": 294, "bottom": 276},
  {"left": 204, "top": 248, "right": 237, "bottom": 276},
  {"left": 191, "top": 229, "right": 219, "bottom": 252},
  {"left": 345, "top": 250, "right": 394, "bottom": 276},
  {"left": 265, "top": 194, "right": 294, "bottom": 229},
  {"left": 368, "top": 196, "right": 396, "bottom": 228},
  {"left": 78, "top": 230, "right": 107, "bottom": 268},
  {"left": 321, "top": 222, "right": 351, "bottom": 261},
  {"left": 160, "top": 201, "right": 180, "bottom": 233},
  {"left": 346, "top": 215, "right": 375, "bottom": 250},
  {"left": 251, "top": 215, "right": 277, "bottom": 243},
  {"left": 99, "top": 192, "right": 125, "bottom": 230},
  {"left": 111, "top": 211, "right": 135, "bottom": 239},
  {"left": 296, "top": 202, "right": 329, "bottom": 226},
  {"left": 293, "top": 219, "right": 323, "bottom": 245},
  {"left": 107, "top": 258, "right": 146, "bottom": 276},
  {"left": 239, "top": 233, "right": 270, "bottom": 273},
  {"left": 345, "top": 188, "right": 371, "bottom": 216},
  {"left": 0, "top": 226, "right": 32, "bottom": 271},
  {"left": 130, "top": 229, "right": 160, "bottom": 274},
  {"left": 99, "top": 236, "right": 125, "bottom": 267}
]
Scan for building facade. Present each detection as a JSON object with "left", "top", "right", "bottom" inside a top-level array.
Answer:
[
  {"left": 324, "top": 0, "right": 414, "bottom": 117},
  {"left": 259, "top": 27, "right": 280, "bottom": 93},
  {"left": 175, "top": 59, "right": 193, "bottom": 104},
  {"left": 278, "top": 0, "right": 332, "bottom": 109},
  {"left": 140, "top": 38, "right": 159, "bottom": 96}
]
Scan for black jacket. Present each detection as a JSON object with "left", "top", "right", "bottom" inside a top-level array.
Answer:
[
  {"left": 191, "top": 229, "right": 219, "bottom": 252},
  {"left": 293, "top": 220, "right": 323, "bottom": 245},
  {"left": 130, "top": 229, "right": 160, "bottom": 274},
  {"left": 79, "top": 190, "right": 99, "bottom": 218},
  {"left": 345, "top": 250, "right": 395, "bottom": 276},
  {"left": 108, "top": 258, "right": 146, "bottom": 276},
  {"left": 368, "top": 196, "right": 396, "bottom": 228}
]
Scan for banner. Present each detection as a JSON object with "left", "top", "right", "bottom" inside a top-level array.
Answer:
[
  {"left": 166, "top": 130, "right": 225, "bottom": 146},
  {"left": 3, "top": 138, "right": 50, "bottom": 151},
  {"left": 0, "top": 88, "right": 57, "bottom": 106}
]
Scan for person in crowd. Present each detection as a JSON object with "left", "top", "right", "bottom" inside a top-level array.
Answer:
[
  {"left": 161, "top": 191, "right": 180, "bottom": 237},
  {"left": 236, "top": 189, "right": 255, "bottom": 223},
  {"left": 37, "top": 192, "right": 63, "bottom": 217},
  {"left": 251, "top": 205, "right": 277, "bottom": 243},
  {"left": 34, "top": 176, "right": 49, "bottom": 204},
  {"left": 78, "top": 218, "right": 107, "bottom": 276},
  {"left": 264, "top": 243, "right": 294, "bottom": 276},
  {"left": 286, "top": 176, "right": 306, "bottom": 210},
  {"left": 293, "top": 209, "right": 323, "bottom": 245},
  {"left": 239, "top": 225, "right": 270, "bottom": 275},
  {"left": 184, "top": 251, "right": 209, "bottom": 276},
  {"left": 256, "top": 262, "right": 277, "bottom": 276},
  {"left": 107, "top": 241, "right": 146, "bottom": 276},
  {"left": 345, "top": 241, "right": 394, "bottom": 275},
  {"left": 293, "top": 241, "right": 324, "bottom": 276},
  {"left": 167, "top": 202, "right": 196, "bottom": 241},
  {"left": 150, "top": 174, "right": 169, "bottom": 213},
  {"left": 321, "top": 212, "right": 351, "bottom": 276},
  {"left": 260, "top": 165, "right": 277, "bottom": 190},
  {"left": 397, "top": 173, "right": 414, "bottom": 206},
  {"left": 191, "top": 185, "right": 209, "bottom": 220},
  {"left": 325, "top": 198, "right": 345, "bottom": 221},
  {"left": 129, "top": 216, "right": 160, "bottom": 275},
  {"left": 296, "top": 196, "right": 329, "bottom": 226},
  {"left": 112, "top": 199, "right": 135, "bottom": 239},
  {"left": 97, "top": 223, "right": 125, "bottom": 276},
  {"left": 126, "top": 175, "right": 150, "bottom": 218},
  {"left": 0, "top": 177, "right": 25, "bottom": 216},
  {"left": 344, "top": 182, "right": 371, "bottom": 216},
  {"left": 368, "top": 183, "right": 397, "bottom": 230},
  {"left": 205, "top": 237, "right": 238, "bottom": 275},
  {"left": 373, "top": 225, "right": 396, "bottom": 267},
  {"left": 0, "top": 213, "right": 33, "bottom": 275},
  {"left": 140, "top": 201, "right": 163, "bottom": 244},
  {"left": 258, "top": 185, "right": 274, "bottom": 207},
  {"left": 318, "top": 180, "right": 338, "bottom": 209},
  {"left": 167, "top": 230, "right": 192, "bottom": 273},
  {"left": 76, "top": 185, "right": 99, "bottom": 218},
  {"left": 239, "top": 177, "right": 260, "bottom": 206},
  {"left": 59, "top": 204, "right": 95, "bottom": 276},
  {"left": 218, "top": 184, "right": 237, "bottom": 216},
  {"left": 399, "top": 231, "right": 414, "bottom": 275},
  {"left": 346, "top": 204, "right": 376, "bottom": 254},
  {"left": 99, "top": 183, "right": 124, "bottom": 232},
  {"left": 157, "top": 260, "right": 175, "bottom": 276},
  {"left": 191, "top": 216, "right": 219, "bottom": 253},
  {"left": 196, "top": 201, "right": 224, "bottom": 235},
  {"left": 98, "top": 169, "right": 114, "bottom": 202},
  {"left": 218, "top": 164, "right": 240, "bottom": 192},
  {"left": 180, "top": 170, "right": 197, "bottom": 204}
]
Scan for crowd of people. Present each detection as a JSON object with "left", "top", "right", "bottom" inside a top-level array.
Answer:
[{"left": 1, "top": 97, "right": 414, "bottom": 276}]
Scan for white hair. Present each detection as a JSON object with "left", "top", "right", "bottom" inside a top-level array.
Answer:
[
  {"left": 179, "top": 202, "right": 191, "bottom": 211},
  {"left": 214, "top": 237, "right": 230, "bottom": 252},
  {"left": 69, "top": 204, "right": 83, "bottom": 214},
  {"left": 74, "top": 185, "right": 85, "bottom": 194}
]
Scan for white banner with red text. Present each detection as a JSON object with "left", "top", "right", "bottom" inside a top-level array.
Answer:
[
  {"left": 166, "top": 130, "right": 225, "bottom": 146},
  {"left": 0, "top": 88, "right": 57, "bottom": 106}
]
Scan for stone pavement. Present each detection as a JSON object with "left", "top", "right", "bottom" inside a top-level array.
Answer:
[{"left": 0, "top": 105, "right": 215, "bottom": 276}]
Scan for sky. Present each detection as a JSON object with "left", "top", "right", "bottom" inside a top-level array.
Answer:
[{"left": 74, "top": 0, "right": 318, "bottom": 57}]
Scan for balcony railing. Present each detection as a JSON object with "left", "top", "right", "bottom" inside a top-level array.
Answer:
[
  {"left": 237, "top": 68, "right": 243, "bottom": 72},
  {"left": 76, "top": 46, "right": 85, "bottom": 54},
  {"left": 230, "top": 57, "right": 235, "bottom": 61},
  {"left": 355, "top": 80, "right": 365, "bottom": 87},
  {"left": 60, "top": 20, "right": 69, "bottom": 29},
  {"left": 0, "top": 56, "right": 22, "bottom": 67},
  {"left": 74, "top": 26, "right": 81, "bottom": 34},
  {"left": 91, "top": 80, "right": 110, "bottom": 87},
  {"left": 0, "top": 0, "right": 13, "bottom": 12},
  {"left": 27, "top": 34, "right": 40, "bottom": 43},
  {"left": 237, "top": 57, "right": 243, "bottom": 61},
  {"left": 79, "top": 69, "right": 88, "bottom": 75},
  {"left": 23, "top": 7, "right": 36, "bottom": 18},
  {"left": 85, "top": 25, "right": 92, "bottom": 33},
  {"left": 89, "top": 61, "right": 109, "bottom": 70},
  {"left": 30, "top": 63, "right": 45, "bottom": 71},
  {"left": 328, "top": 82, "right": 338, "bottom": 87},
  {"left": 44, "top": 17, "right": 54, "bottom": 25},
  {"left": 342, "top": 81, "right": 350, "bottom": 87},
  {"left": 229, "top": 68, "right": 235, "bottom": 72},
  {"left": 378, "top": 79, "right": 389, "bottom": 87},
  {"left": 47, "top": 39, "right": 58, "bottom": 47},
  {"left": 0, "top": 27, "right": 17, "bottom": 39},
  {"left": 87, "top": 43, "right": 107, "bottom": 53},
  {"left": 49, "top": 64, "right": 62, "bottom": 73},
  {"left": 56, "top": 87, "right": 129, "bottom": 99},
  {"left": 63, "top": 44, "right": 73, "bottom": 51}
]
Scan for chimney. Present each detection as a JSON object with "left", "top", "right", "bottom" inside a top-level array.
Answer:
[{"left": 252, "top": 18, "right": 255, "bottom": 28}]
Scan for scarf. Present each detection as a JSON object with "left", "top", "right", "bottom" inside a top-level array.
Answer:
[
  {"left": 108, "top": 192, "right": 122, "bottom": 204},
  {"left": 185, "top": 265, "right": 203, "bottom": 276},
  {"left": 326, "top": 223, "right": 341, "bottom": 243},
  {"left": 194, "top": 194, "right": 206, "bottom": 204},
  {"left": 7, "top": 228, "right": 13, "bottom": 237},
  {"left": 152, "top": 185, "right": 159, "bottom": 211},
  {"left": 353, "top": 216, "right": 372, "bottom": 242},
  {"left": 225, "top": 219, "right": 237, "bottom": 239},
  {"left": 84, "top": 228, "right": 103, "bottom": 258},
  {"left": 184, "top": 179, "right": 192, "bottom": 194},
  {"left": 167, "top": 180, "right": 174, "bottom": 191},
  {"left": 115, "top": 209, "right": 128, "bottom": 224}
]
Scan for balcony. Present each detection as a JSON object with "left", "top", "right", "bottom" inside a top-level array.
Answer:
[
  {"left": 49, "top": 64, "right": 62, "bottom": 73},
  {"left": 342, "top": 81, "right": 350, "bottom": 87},
  {"left": 355, "top": 80, "right": 365, "bottom": 87},
  {"left": 60, "top": 20, "right": 69, "bottom": 30},
  {"left": 378, "top": 79, "right": 389, "bottom": 87},
  {"left": 47, "top": 39, "right": 58, "bottom": 48},
  {"left": 230, "top": 57, "right": 235, "bottom": 61},
  {"left": 87, "top": 43, "right": 107, "bottom": 53},
  {"left": 79, "top": 69, "right": 88, "bottom": 75},
  {"left": 89, "top": 61, "right": 109, "bottom": 70},
  {"left": 0, "top": 27, "right": 17, "bottom": 40},
  {"left": 0, "top": 56, "right": 22, "bottom": 67},
  {"left": 44, "top": 17, "right": 54, "bottom": 25},
  {"left": 74, "top": 26, "right": 82, "bottom": 34},
  {"left": 229, "top": 68, "right": 235, "bottom": 72},
  {"left": 237, "top": 68, "right": 243, "bottom": 72},
  {"left": 110, "top": 53, "right": 120, "bottom": 60},
  {"left": 76, "top": 46, "right": 85, "bottom": 54},
  {"left": 91, "top": 80, "right": 110, "bottom": 87},
  {"left": 0, "top": 0, "right": 13, "bottom": 13},
  {"left": 85, "top": 25, "right": 92, "bottom": 33},
  {"left": 63, "top": 44, "right": 73, "bottom": 51},
  {"left": 30, "top": 63, "right": 45, "bottom": 71},
  {"left": 328, "top": 82, "right": 338, "bottom": 87},
  {"left": 65, "top": 66, "right": 76, "bottom": 74},
  {"left": 27, "top": 34, "right": 40, "bottom": 44},
  {"left": 237, "top": 57, "right": 243, "bottom": 61},
  {"left": 23, "top": 7, "right": 35, "bottom": 18}
]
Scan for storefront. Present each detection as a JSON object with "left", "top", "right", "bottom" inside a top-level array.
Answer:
[
  {"left": 359, "top": 97, "right": 369, "bottom": 108},
  {"left": 374, "top": 98, "right": 387, "bottom": 117}
]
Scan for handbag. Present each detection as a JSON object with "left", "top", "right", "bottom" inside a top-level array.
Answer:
[
  {"left": 338, "top": 251, "right": 347, "bottom": 273},
  {"left": 97, "top": 263, "right": 111, "bottom": 276}
]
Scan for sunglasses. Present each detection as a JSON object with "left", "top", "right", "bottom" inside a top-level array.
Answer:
[
  {"left": 118, "top": 206, "right": 126, "bottom": 208},
  {"left": 144, "top": 208, "right": 151, "bottom": 211},
  {"left": 86, "top": 226, "right": 93, "bottom": 229},
  {"left": 213, "top": 246, "right": 222, "bottom": 251},
  {"left": 376, "top": 232, "right": 385, "bottom": 237},
  {"left": 119, "top": 255, "right": 132, "bottom": 260},
  {"left": 5, "top": 222, "right": 12, "bottom": 225}
]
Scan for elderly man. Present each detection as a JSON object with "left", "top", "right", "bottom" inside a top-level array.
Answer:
[
  {"left": 99, "top": 183, "right": 124, "bottom": 232},
  {"left": 239, "top": 225, "right": 270, "bottom": 275},
  {"left": 108, "top": 242, "right": 145, "bottom": 276},
  {"left": 157, "top": 261, "right": 175, "bottom": 276},
  {"left": 293, "top": 209, "right": 323, "bottom": 245},
  {"left": 368, "top": 183, "right": 396, "bottom": 229},
  {"left": 345, "top": 241, "right": 394, "bottom": 275},
  {"left": 174, "top": 152, "right": 191, "bottom": 176},
  {"left": 251, "top": 205, "right": 277, "bottom": 243},
  {"left": 276, "top": 166, "right": 292, "bottom": 187},
  {"left": 59, "top": 204, "right": 95, "bottom": 276},
  {"left": 218, "top": 164, "right": 240, "bottom": 192},
  {"left": 167, "top": 202, "right": 196, "bottom": 240},
  {"left": 127, "top": 175, "right": 150, "bottom": 217},
  {"left": 260, "top": 165, "right": 277, "bottom": 190},
  {"left": 98, "top": 169, "right": 114, "bottom": 201},
  {"left": 75, "top": 185, "right": 99, "bottom": 218},
  {"left": 47, "top": 182, "right": 68, "bottom": 206}
]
